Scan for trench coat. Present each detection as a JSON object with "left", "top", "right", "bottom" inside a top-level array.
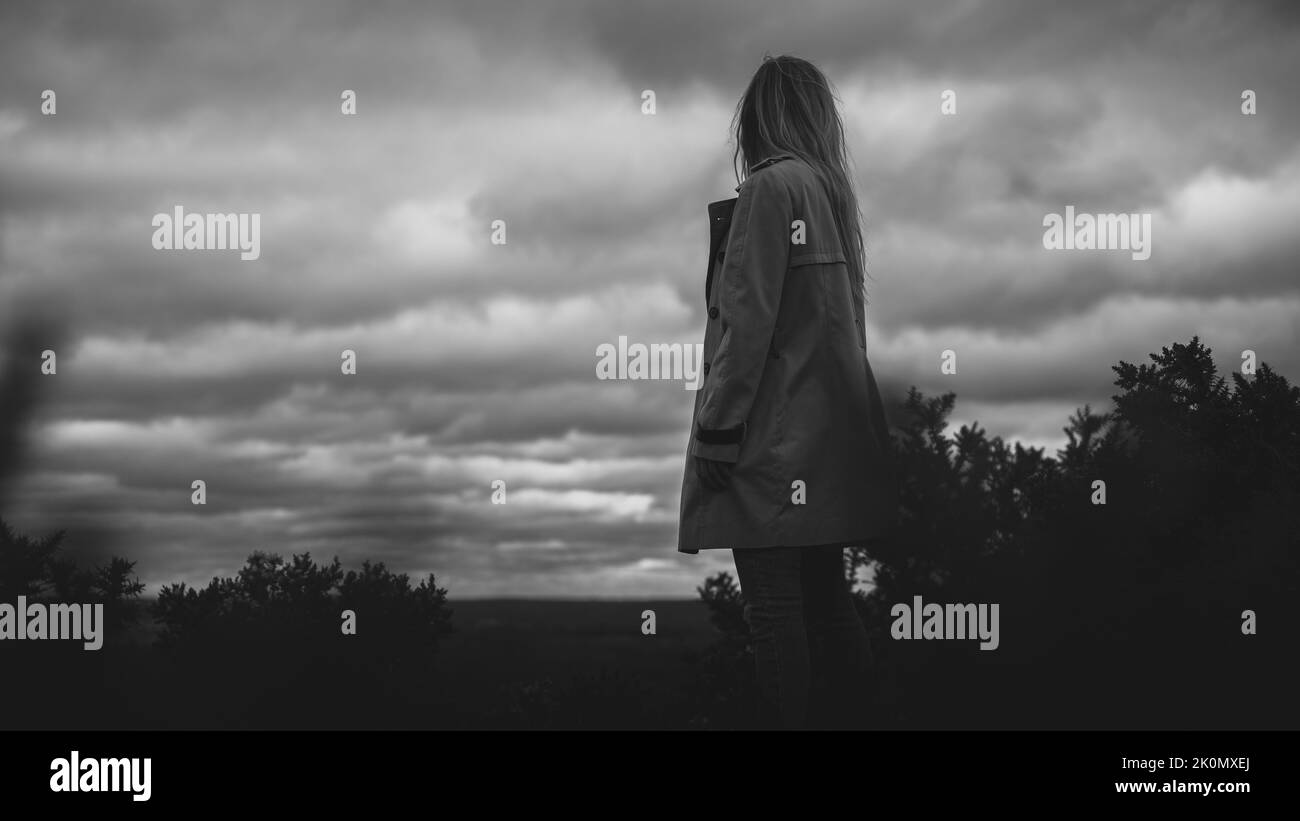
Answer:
[{"left": 677, "top": 153, "right": 899, "bottom": 553}]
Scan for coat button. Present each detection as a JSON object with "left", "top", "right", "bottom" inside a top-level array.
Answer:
[
  {"left": 703, "top": 362, "right": 710, "bottom": 375},
  {"left": 708, "top": 306, "right": 719, "bottom": 319}
]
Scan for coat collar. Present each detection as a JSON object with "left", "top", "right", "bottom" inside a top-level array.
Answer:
[{"left": 733, "top": 153, "right": 797, "bottom": 191}]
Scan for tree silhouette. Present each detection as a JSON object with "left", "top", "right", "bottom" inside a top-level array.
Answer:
[
  {"left": 0, "top": 519, "right": 145, "bottom": 630},
  {"left": 688, "top": 571, "right": 761, "bottom": 728},
  {"left": 151, "top": 551, "right": 454, "bottom": 728}
]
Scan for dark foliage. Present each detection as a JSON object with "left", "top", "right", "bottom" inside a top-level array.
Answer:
[
  {"left": 0, "top": 520, "right": 145, "bottom": 631},
  {"left": 0, "top": 520, "right": 147, "bottom": 728},
  {"left": 694, "top": 337, "right": 1300, "bottom": 728},
  {"left": 687, "top": 571, "right": 762, "bottom": 728},
  {"left": 150, "top": 551, "right": 454, "bottom": 727}
]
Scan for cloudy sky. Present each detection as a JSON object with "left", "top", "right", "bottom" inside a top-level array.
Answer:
[{"left": 1, "top": 0, "right": 1297, "bottom": 597}]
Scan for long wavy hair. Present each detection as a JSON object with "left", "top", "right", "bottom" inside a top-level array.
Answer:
[{"left": 731, "top": 54, "right": 870, "bottom": 306}]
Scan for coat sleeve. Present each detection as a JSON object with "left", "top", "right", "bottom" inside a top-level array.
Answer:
[{"left": 689, "top": 169, "right": 792, "bottom": 463}]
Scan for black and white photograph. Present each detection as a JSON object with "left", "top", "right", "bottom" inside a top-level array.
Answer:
[{"left": 1, "top": 0, "right": 1296, "bottom": 805}]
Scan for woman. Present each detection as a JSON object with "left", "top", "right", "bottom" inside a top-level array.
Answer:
[{"left": 678, "top": 55, "right": 900, "bottom": 729}]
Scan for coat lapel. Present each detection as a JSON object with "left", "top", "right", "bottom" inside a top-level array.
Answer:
[
  {"left": 706, "top": 197, "right": 737, "bottom": 304},
  {"left": 704, "top": 156, "right": 793, "bottom": 303}
]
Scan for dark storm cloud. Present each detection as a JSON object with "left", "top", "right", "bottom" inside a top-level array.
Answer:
[{"left": 1, "top": 0, "right": 1296, "bottom": 595}]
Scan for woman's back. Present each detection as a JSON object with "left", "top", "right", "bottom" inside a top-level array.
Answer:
[{"left": 678, "top": 152, "right": 897, "bottom": 554}]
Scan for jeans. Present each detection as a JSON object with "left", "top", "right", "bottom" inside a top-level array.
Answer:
[{"left": 732, "top": 544, "right": 874, "bottom": 729}]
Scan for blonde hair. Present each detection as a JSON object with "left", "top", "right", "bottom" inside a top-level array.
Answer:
[{"left": 731, "top": 54, "right": 870, "bottom": 305}]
